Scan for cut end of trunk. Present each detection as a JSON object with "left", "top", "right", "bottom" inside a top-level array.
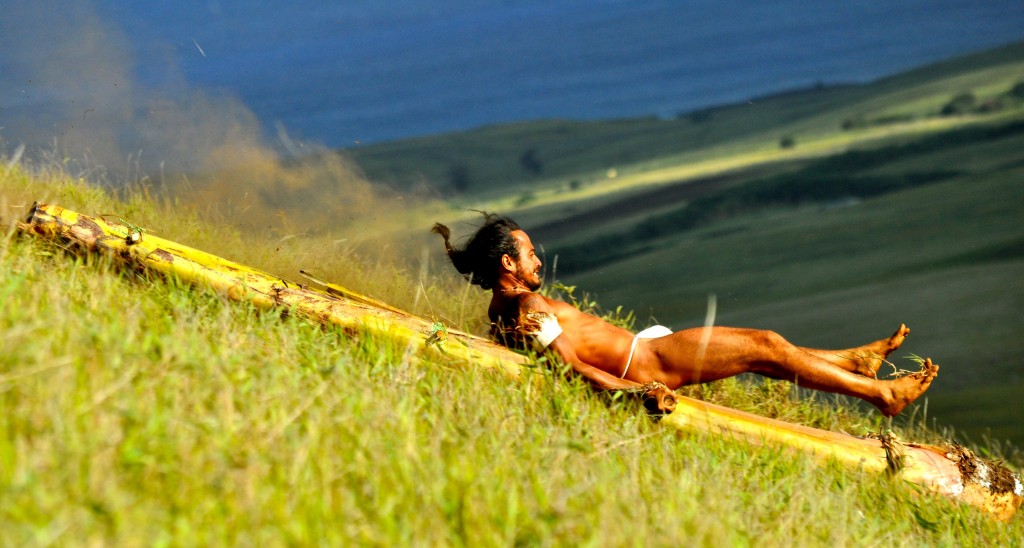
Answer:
[{"left": 943, "top": 443, "right": 1023, "bottom": 522}]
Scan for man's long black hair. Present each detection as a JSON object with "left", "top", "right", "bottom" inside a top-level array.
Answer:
[{"left": 432, "top": 212, "right": 521, "bottom": 290}]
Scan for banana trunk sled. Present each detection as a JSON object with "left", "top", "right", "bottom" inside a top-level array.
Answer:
[{"left": 19, "top": 203, "right": 1023, "bottom": 522}]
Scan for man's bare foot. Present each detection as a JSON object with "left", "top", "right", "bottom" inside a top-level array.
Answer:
[
  {"left": 849, "top": 324, "right": 911, "bottom": 378},
  {"left": 876, "top": 357, "right": 939, "bottom": 416}
]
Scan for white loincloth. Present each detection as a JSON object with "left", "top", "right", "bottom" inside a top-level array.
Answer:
[{"left": 621, "top": 325, "right": 673, "bottom": 378}]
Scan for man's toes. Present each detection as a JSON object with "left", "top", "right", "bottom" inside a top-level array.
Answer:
[{"left": 889, "top": 324, "right": 910, "bottom": 351}]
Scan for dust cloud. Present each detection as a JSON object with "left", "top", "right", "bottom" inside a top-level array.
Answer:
[{"left": 0, "top": 0, "right": 444, "bottom": 257}]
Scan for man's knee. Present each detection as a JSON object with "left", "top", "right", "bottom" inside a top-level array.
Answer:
[
  {"left": 751, "top": 329, "right": 788, "bottom": 351},
  {"left": 745, "top": 329, "right": 795, "bottom": 376}
]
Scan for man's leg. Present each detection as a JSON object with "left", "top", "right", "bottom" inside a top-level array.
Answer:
[
  {"left": 645, "top": 327, "right": 938, "bottom": 416},
  {"left": 797, "top": 324, "right": 911, "bottom": 378}
]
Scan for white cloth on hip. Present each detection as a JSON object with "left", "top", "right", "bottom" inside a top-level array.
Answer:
[{"left": 621, "top": 325, "right": 673, "bottom": 378}]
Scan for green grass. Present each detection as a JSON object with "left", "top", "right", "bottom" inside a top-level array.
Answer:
[{"left": 3, "top": 161, "right": 1022, "bottom": 544}]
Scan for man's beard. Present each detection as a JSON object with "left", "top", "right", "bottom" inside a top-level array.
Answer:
[
  {"left": 516, "top": 264, "right": 543, "bottom": 291},
  {"left": 522, "top": 270, "right": 542, "bottom": 291}
]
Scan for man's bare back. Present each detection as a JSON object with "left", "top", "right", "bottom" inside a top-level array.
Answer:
[{"left": 436, "top": 214, "right": 939, "bottom": 416}]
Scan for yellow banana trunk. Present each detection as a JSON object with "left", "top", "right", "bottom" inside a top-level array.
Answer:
[
  {"left": 18, "top": 202, "right": 527, "bottom": 376},
  {"left": 663, "top": 396, "right": 1022, "bottom": 521},
  {"left": 19, "top": 202, "right": 1021, "bottom": 521}
]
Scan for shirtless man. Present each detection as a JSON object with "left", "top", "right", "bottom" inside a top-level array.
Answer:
[{"left": 433, "top": 213, "right": 938, "bottom": 416}]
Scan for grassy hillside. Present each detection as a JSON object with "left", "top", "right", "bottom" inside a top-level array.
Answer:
[
  {"left": 3, "top": 42, "right": 1024, "bottom": 542},
  {"left": 2, "top": 161, "right": 1022, "bottom": 544}
]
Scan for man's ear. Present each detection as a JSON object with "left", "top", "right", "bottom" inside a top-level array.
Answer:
[{"left": 500, "top": 253, "right": 516, "bottom": 272}]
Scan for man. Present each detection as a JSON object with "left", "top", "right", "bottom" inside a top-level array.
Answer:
[{"left": 433, "top": 213, "right": 938, "bottom": 416}]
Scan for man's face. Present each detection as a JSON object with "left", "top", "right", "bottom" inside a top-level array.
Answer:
[{"left": 510, "top": 230, "right": 543, "bottom": 290}]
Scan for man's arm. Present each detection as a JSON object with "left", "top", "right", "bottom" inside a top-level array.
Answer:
[
  {"left": 543, "top": 330, "right": 639, "bottom": 391},
  {"left": 518, "top": 294, "right": 676, "bottom": 413}
]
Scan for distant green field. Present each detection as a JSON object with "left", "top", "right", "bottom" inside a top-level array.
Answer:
[{"left": 349, "top": 41, "right": 1024, "bottom": 204}]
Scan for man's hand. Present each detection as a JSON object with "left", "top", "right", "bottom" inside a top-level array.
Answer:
[{"left": 640, "top": 382, "right": 677, "bottom": 416}]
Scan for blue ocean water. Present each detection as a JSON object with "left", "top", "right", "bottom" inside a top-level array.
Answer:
[{"left": 4, "top": 0, "right": 1024, "bottom": 151}]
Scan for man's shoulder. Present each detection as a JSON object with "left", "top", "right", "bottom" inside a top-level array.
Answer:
[
  {"left": 492, "top": 291, "right": 578, "bottom": 323},
  {"left": 516, "top": 291, "right": 548, "bottom": 308},
  {"left": 518, "top": 292, "right": 574, "bottom": 313}
]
